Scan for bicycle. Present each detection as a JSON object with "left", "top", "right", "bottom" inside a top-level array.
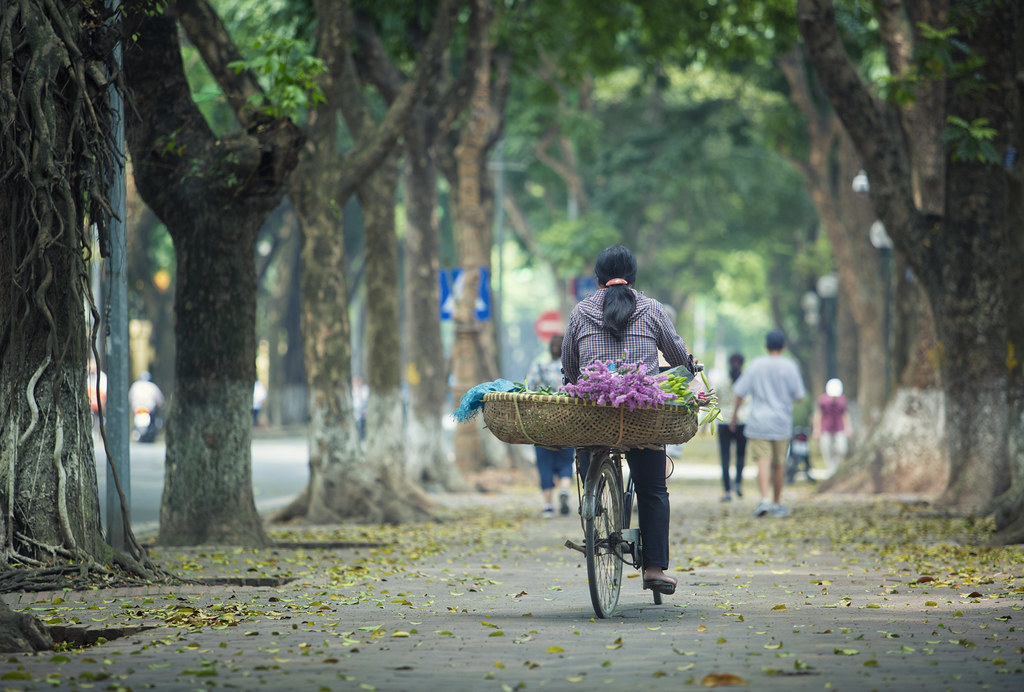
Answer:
[
  {"left": 564, "top": 446, "right": 666, "bottom": 618},
  {"left": 478, "top": 364, "right": 705, "bottom": 619}
]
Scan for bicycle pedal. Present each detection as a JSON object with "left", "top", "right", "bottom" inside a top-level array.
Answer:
[{"left": 564, "top": 539, "right": 585, "bottom": 554}]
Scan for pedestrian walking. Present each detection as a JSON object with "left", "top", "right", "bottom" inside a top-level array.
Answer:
[
  {"left": 813, "top": 377, "right": 852, "bottom": 475},
  {"left": 716, "top": 352, "right": 748, "bottom": 501},
  {"left": 731, "top": 329, "right": 806, "bottom": 518},
  {"left": 526, "top": 334, "right": 575, "bottom": 518}
]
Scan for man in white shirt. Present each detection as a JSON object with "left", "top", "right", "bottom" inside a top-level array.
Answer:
[{"left": 731, "top": 330, "right": 806, "bottom": 518}]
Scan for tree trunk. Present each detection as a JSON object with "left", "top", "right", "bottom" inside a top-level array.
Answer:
[
  {"left": 157, "top": 213, "right": 267, "bottom": 545},
  {"left": 0, "top": 0, "right": 127, "bottom": 571},
  {"left": 917, "top": 4, "right": 1019, "bottom": 516},
  {"left": 360, "top": 151, "right": 435, "bottom": 519},
  {"left": 291, "top": 157, "right": 372, "bottom": 522},
  {"left": 404, "top": 119, "right": 463, "bottom": 489},
  {"left": 797, "top": 0, "right": 1024, "bottom": 536},
  {"left": 450, "top": 0, "right": 499, "bottom": 472},
  {"left": 933, "top": 165, "right": 1014, "bottom": 512},
  {"left": 1, "top": 303, "right": 107, "bottom": 564},
  {"left": 778, "top": 46, "right": 946, "bottom": 498},
  {"left": 125, "top": 7, "right": 303, "bottom": 546}
]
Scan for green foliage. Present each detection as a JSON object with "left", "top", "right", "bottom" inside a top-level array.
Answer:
[
  {"left": 877, "top": 21, "right": 988, "bottom": 105},
  {"left": 503, "top": 42, "right": 817, "bottom": 347},
  {"left": 228, "top": 34, "right": 325, "bottom": 121},
  {"left": 352, "top": 0, "right": 442, "bottom": 68},
  {"left": 533, "top": 216, "right": 620, "bottom": 278},
  {"left": 124, "top": 0, "right": 169, "bottom": 19},
  {"left": 504, "top": 0, "right": 797, "bottom": 83},
  {"left": 214, "top": 0, "right": 316, "bottom": 43},
  {"left": 942, "top": 116, "right": 999, "bottom": 163}
]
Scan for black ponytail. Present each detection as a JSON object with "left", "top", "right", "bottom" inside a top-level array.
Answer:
[{"left": 594, "top": 245, "right": 637, "bottom": 340}]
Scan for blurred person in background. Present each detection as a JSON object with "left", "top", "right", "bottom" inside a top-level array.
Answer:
[
  {"left": 129, "top": 371, "right": 165, "bottom": 442},
  {"left": 813, "top": 378, "right": 852, "bottom": 476},
  {"left": 526, "top": 334, "right": 575, "bottom": 518},
  {"left": 717, "top": 353, "right": 749, "bottom": 502}
]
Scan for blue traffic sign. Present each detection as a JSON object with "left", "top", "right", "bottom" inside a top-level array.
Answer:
[
  {"left": 572, "top": 275, "right": 598, "bottom": 302},
  {"left": 440, "top": 267, "right": 491, "bottom": 321}
]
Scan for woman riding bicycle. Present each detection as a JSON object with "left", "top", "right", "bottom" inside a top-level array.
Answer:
[{"left": 561, "top": 244, "right": 697, "bottom": 595}]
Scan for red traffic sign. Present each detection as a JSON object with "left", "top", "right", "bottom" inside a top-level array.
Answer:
[{"left": 534, "top": 310, "right": 564, "bottom": 342}]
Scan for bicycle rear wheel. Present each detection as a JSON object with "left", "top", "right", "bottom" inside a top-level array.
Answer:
[{"left": 585, "top": 453, "right": 624, "bottom": 618}]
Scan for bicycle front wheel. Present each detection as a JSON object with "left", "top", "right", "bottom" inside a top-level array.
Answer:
[{"left": 585, "top": 454, "right": 624, "bottom": 619}]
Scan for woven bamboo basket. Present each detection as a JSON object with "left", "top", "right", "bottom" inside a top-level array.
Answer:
[{"left": 481, "top": 392, "right": 698, "bottom": 448}]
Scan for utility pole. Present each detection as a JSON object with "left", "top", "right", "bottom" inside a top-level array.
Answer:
[{"left": 104, "top": 0, "right": 130, "bottom": 552}]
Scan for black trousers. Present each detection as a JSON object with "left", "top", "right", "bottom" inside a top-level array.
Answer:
[
  {"left": 717, "top": 422, "right": 746, "bottom": 493},
  {"left": 578, "top": 447, "right": 670, "bottom": 569}
]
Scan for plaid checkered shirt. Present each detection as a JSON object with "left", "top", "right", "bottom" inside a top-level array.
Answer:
[{"left": 561, "top": 288, "right": 695, "bottom": 385}]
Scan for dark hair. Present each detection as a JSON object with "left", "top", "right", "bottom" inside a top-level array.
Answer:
[
  {"left": 766, "top": 329, "right": 786, "bottom": 351},
  {"left": 728, "top": 353, "right": 744, "bottom": 383},
  {"left": 549, "top": 334, "right": 564, "bottom": 358},
  {"left": 595, "top": 245, "right": 637, "bottom": 340}
]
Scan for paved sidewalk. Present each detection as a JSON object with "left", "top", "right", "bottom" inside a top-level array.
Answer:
[{"left": 2, "top": 478, "right": 1021, "bottom": 691}]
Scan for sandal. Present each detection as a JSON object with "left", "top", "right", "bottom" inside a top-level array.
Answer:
[{"left": 643, "top": 578, "right": 677, "bottom": 595}]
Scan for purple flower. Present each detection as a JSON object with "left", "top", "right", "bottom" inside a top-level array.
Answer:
[{"left": 562, "top": 355, "right": 674, "bottom": 410}]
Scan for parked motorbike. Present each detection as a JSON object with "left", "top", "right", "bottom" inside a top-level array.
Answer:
[
  {"left": 785, "top": 427, "right": 814, "bottom": 484},
  {"left": 132, "top": 406, "right": 162, "bottom": 443}
]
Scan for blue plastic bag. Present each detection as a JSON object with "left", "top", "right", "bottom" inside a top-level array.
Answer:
[{"left": 452, "top": 379, "right": 522, "bottom": 423}]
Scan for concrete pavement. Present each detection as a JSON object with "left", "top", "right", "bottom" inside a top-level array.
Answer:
[{"left": 2, "top": 477, "right": 1021, "bottom": 691}]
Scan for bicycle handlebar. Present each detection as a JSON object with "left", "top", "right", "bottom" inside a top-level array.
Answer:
[{"left": 659, "top": 359, "right": 702, "bottom": 375}]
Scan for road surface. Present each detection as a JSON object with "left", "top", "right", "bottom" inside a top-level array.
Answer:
[{"left": 95, "top": 435, "right": 309, "bottom": 535}]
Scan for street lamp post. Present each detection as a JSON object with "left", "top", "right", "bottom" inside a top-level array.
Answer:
[
  {"left": 870, "top": 220, "right": 894, "bottom": 398},
  {"left": 488, "top": 140, "right": 525, "bottom": 379},
  {"left": 816, "top": 274, "right": 839, "bottom": 380}
]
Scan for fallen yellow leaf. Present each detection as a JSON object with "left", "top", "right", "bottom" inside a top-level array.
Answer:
[{"left": 700, "top": 673, "right": 747, "bottom": 687}]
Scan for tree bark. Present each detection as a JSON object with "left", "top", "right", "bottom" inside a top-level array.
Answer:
[
  {"left": 403, "top": 120, "right": 463, "bottom": 489},
  {"left": 0, "top": 0, "right": 129, "bottom": 570},
  {"left": 360, "top": 152, "right": 435, "bottom": 518},
  {"left": 276, "top": 0, "right": 464, "bottom": 522},
  {"left": 125, "top": 6, "right": 304, "bottom": 546},
  {"left": 797, "top": 0, "right": 1024, "bottom": 534},
  {"left": 450, "top": 5, "right": 495, "bottom": 472}
]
